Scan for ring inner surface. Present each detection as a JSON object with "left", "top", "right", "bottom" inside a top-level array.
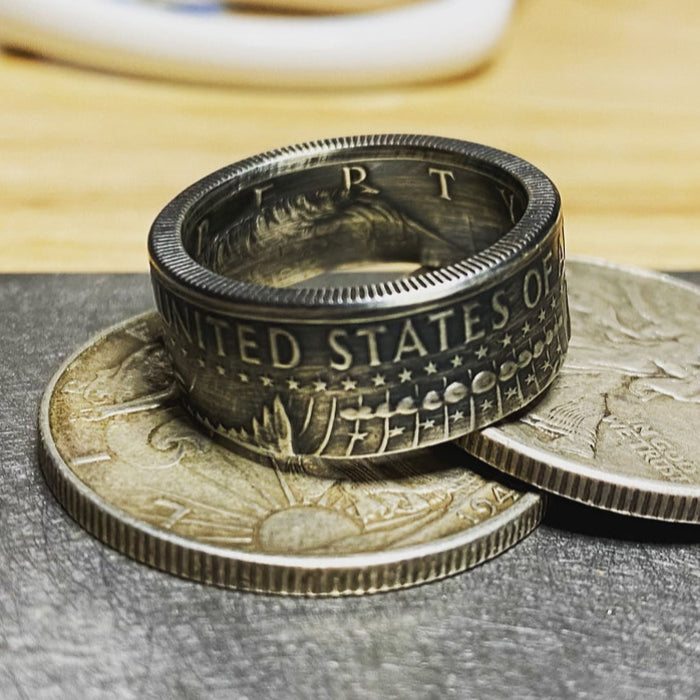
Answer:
[{"left": 182, "top": 157, "right": 527, "bottom": 289}]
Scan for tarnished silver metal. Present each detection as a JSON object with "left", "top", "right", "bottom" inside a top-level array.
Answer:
[
  {"left": 461, "top": 257, "right": 700, "bottom": 523},
  {"left": 38, "top": 312, "right": 543, "bottom": 596},
  {"left": 149, "top": 135, "right": 568, "bottom": 459}
]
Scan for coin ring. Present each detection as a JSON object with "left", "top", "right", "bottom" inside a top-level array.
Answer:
[
  {"left": 149, "top": 134, "right": 569, "bottom": 458},
  {"left": 38, "top": 313, "right": 543, "bottom": 596}
]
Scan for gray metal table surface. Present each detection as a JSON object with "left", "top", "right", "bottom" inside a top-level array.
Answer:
[{"left": 1, "top": 272, "right": 699, "bottom": 699}]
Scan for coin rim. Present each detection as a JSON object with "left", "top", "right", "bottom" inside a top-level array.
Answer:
[
  {"left": 461, "top": 256, "right": 700, "bottom": 523},
  {"left": 38, "top": 312, "right": 543, "bottom": 596}
]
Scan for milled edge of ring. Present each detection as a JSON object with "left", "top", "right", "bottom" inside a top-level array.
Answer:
[
  {"left": 148, "top": 134, "right": 562, "bottom": 313},
  {"left": 460, "top": 256, "right": 700, "bottom": 524},
  {"left": 37, "top": 312, "right": 544, "bottom": 596}
]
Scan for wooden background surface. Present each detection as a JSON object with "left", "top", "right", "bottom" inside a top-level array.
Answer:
[{"left": 1, "top": 0, "right": 698, "bottom": 272}]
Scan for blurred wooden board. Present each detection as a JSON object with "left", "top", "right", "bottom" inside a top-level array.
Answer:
[{"left": 1, "top": 0, "right": 698, "bottom": 272}]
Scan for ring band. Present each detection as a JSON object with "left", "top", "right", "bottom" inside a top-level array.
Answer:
[{"left": 149, "top": 135, "right": 569, "bottom": 459}]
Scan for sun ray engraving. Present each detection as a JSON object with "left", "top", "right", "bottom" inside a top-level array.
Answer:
[
  {"left": 70, "top": 453, "right": 111, "bottom": 467},
  {"left": 79, "top": 383, "right": 178, "bottom": 421},
  {"left": 141, "top": 486, "right": 261, "bottom": 526},
  {"left": 153, "top": 498, "right": 192, "bottom": 529}
]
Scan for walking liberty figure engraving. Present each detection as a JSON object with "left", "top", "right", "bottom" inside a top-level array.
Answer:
[{"left": 515, "top": 261, "right": 699, "bottom": 467}]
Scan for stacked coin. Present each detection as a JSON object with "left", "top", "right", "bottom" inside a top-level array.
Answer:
[
  {"left": 461, "top": 258, "right": 700, "bottom": 523},
  {"left": 38, "top": 135, "right": 699, "bottom": 596}
]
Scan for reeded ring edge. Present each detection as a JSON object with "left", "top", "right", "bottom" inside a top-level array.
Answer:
[{"left": 148, "top": 134, "right": 562, "bottom": 312}]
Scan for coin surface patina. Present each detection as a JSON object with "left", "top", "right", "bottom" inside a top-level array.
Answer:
[
  {"left": 149, "top": 135, "right": 569, "bottom": 459},
  {"left": 39, "top": 313, "right": 543, "bottom": 596},
  {"left": 461, "top": 258, "right": 700, "bottom": 522}
]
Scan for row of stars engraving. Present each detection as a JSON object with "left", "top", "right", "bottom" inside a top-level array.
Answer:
[
  {"left": 165, "top": 302, "right": 565, "bottom": 394},
  {"left": 232, "top": 350, "right": 555, "bottom": 394}
]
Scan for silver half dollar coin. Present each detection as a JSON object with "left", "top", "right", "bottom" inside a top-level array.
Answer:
[
  {"left": 461, "top": 257, "right": 700, "bottom": 523},
  {"left": 38, "top": 313, "right": 542, "bottom": 596}
]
